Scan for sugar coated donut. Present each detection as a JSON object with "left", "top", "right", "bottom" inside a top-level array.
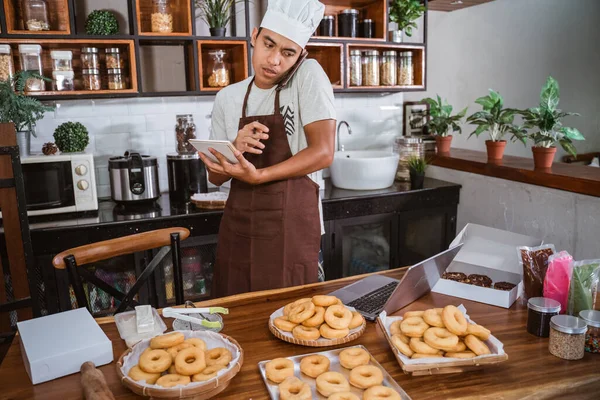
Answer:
[
  {"left": 403, "top": 310, "right": 425, "bottom": 318},
  {"left": 390, "top": 320, "right": 403, "bottom": 336},
  {"left": 155, "top": 373, "right": 191, "bottom": 388},
  {"left": 205, "top": 347, "right": 233, "bottom": 366},
  {"left": 302, "top": 306, "right": 325, "bottom": 327},
  {"left": 363, "top": 385, "right": 402, "bottom": 400},
  {"left": 175, "top": 346, "right": 206, "bottom": 376},
  {"left": 339, "top": 347, "right": 370, "bottom": 369},
  {"left": 312, "top": 295, "right": 339, "bottom": 307},
  {"left": 292, "top": 325, "right": 321, "bottom": 341},
  {"left": 316, "top": 371, "right": 350, "bottom": 397},
  {"left": 265, "top": 358, "right": 294, "bottom": 383},
  {"left": 328, "top": 393, "right": 361, "bottom": 400},
  {"left": 274, "top": 316, "right": 298, "bottom": 332},
  {"left": 128, "top": 365, "right": 160, "bottom": 384},
  {"left": 288, "top": 301, "right": 316, "bottom": 324},
  {"left": 441, "top": 305, "right": 468, "bottom": 336},
  {"left": 348, "top": 311, "right": 364, "bottom": 329},
  {"left": 324, "top": 305, "right": 352, "bottom": 329},
  {"left": 445, "top": 351, "right": 477, "bottom": 359},
  {"left": 139, "top": 349, "right": 171, "bottom": 373},
  {"left": 423, "top": 308, "right": 445, "bottom": 328},
  {"left": 320, "top": 324, "right": 349, "bottom": 339},
  {"left": 150, "top": 331, "right": 185, "bottom": 349},
  {"left": 167, "top": 342, "right": 193, "bottom": 361},
  {"left": 409, "top": 337, "right": 441, "bottom": 355},
  {"left": 411, "top": 353, "right": 444, "bottom": 359},
  {"left": 279, "top": 376, "right": 312, "bottom": 400},
  {"left": 192, "top": 365, "right": 225, "bottom": 382},
  {"left": 400, "top": 316, "right": 429, "bottom": 338},
  {"left": 391, "top": 334, "right": 413, "bottom": 357},
  {"left": 464, "top": 334, "right": 491, "bottom": 356},
  {"left": 349, "top": 365, "right": 384, "bottom": 389},
  {"left": 184, "top": 338, "right": 207, "bottom": 351},
  {"left": 423, "top": 327, "right": 459, "bottom": 351},
  {"left": 467, "top": 323, "right": 491, "bottom": 340},
  {"left": 284, "top": 298, "right": 311, "bottom": 316},
  {"left": 300, "top": 354, "right": 330, "bottom": 378}
]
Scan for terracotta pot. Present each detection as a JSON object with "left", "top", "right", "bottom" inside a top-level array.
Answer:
[
  {"left": 485, "top": 140, "right": 507, "bottom": 162},
  {"left": 532, "top": 146, "right": 557, "bottom": 170},
  {"left": 435, "top": 135, "right": 453, "bottom": 154}
]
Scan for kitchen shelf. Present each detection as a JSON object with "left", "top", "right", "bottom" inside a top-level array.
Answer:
[
  {"left": 135, "top": 0, "right": 193, "bottom": 36},
  {"left": 197, "top": 40, "right": 248, "bottom": 92},
  {"left": 306, "top": 42, "right": 344, "bottom": 89},
  {"left": 138, "top": 40, "right": 196, "bottom": 92},
  {"left": 3, "top": 0, "right": 71, "bottom": 35},
  {"left": 320, "top": 0, "right": 387, "bottom": 41},
  {"left": 74, "top": 0, "right": 132, "bottom": 35}
]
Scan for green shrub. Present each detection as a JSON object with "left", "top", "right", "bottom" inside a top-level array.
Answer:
[
  {"left": 85, "top": 10, "right": 119, "bottom": 35},
  {"left": 54, "top": 122, "right": 90, "bottom": 153}
]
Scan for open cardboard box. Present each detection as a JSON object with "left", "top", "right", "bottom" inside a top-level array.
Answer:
[{"left": 432, "top": 224, "right": 543, "bottom": 308}]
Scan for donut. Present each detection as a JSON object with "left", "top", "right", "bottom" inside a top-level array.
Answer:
[
  {"left": 300, "top": 355, "right": 330, "bottom": 378},
  {"left": 339, "top": 347, "right": 370, "bottom": 369},
  {"left": 448, "top": 340, "right": 467, "bottom": 352},
  {"left": 184, "top": 338, "right": 207, "bottom": 351},
  {"left": 284, "top": 298, "right": 311, "bottom": 316},
  {"left": 316, "top": 371, "right": 350, "bottom": 397},
  {"left": 466, "top": 324, "right": 491, "bottom": 340},
  {"left": 274, "top": 316, "right": 298, "bottom": 332},
  {"left": 494, "top": 281, "right": 516, "bottom": 291},
  {"left": 400, "top": 316, "right": 429, "bottom": 338},
  {"left": 150, "top": 331, "right": 185, "bottom": 349},
  {"left": 466, "top": 274, "right": 492, "bottom": 287},
  {"left": 292, "top": 325, "right": 321, "bottom": 341},
  {"left": 445, "top": 351, "right": 477, "bottom": 359},
  {"left": 390, "top": 320, "right": 403, "bottom": 336},
  {"left": 288, "top": 301, "right": 316, "bottom": 324},
  {"left": 411, "top": 353, "right": 444, "bottom": 359},
  {"left": 348, "top": 311, "right": 364, "bottom": 329},
  {"left": 391, "top": 334, "right": 413, "bottom": 357},
  {"left": 302, "top": 306, "right": 325, "bottom": 327},
  {"left": 279, "top": 376, "right": 311, "bottom": 400},
  {"left": 403, "top": 310, "right": 425, "bottom": 318},
  {"left": 155, "top": 373, "right": 191, "bottom": 388},
  {"left": 442, "top": 271, "right": 467, "bottom": 282},
  {"left": 265, "top": 358, "right": 294, "bottom": 383},
  {"left": 363, "top": 385, "right": 402, "bottom": 400},
  {"left": 409, "top": 337, "right": 441, "bottom": 355},
  {"left": 464, "top": 334, "right": 491, "bottom": 356},
  {"left": 192, "top": 365, "right": 225, "bottom": 382},
  {"left": 423, "top": 327, "right": 459, "bottom": 351},
  {"left": 166, "top": 342, "right": 193, "bottom": 361},
  {"left": 324, "top": 305, "right": 352, "bottom": 329},
  {"left": 423, "top": 308, "right": 445, "bottom": 328},
  {"left": 349, "top": 365, "right": 383, "bottom": 389},
  {"left": 139, "top": 349, "right": 171, "bottom": 373},
  {"left": 328, "top": 393, "right": 361, "bottom": 400},
  {"left": 127, "top": 365, "right": 160, "bottom": 384},
  {"left": 312, "top": 295, "right": 339, "bottom": 307},
  {"left": 441, "top": 305, "right": 468, "bottom": 336},
  {"left": 205, "top": 347, "right": 233, "bottom": 366},
  {"left": 175, "top": 347, "right": 206, "bottom": 376},
  {"left": 168, "top": 364, "right": 177, "bottom": 374},
  {"left": 320, "top": 324, "right": 349, "bottom": 339}
]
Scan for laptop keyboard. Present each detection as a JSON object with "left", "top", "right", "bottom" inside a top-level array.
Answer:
[{"left": 347, "top": 281, "right": 399, "bottom": 315}]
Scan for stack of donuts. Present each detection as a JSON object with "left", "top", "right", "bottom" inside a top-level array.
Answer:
[
  {"left": 265, "top": 347, "right": 403, "bottom": 400},
  {"left": 389, "top": 305, "right": 492, "bottom": 360},
  {"left": 127, "top": 331, "right": 233, "bottom": 388},
  {"left": 273, "top": 295, "right": 365, "bottom": 341}
]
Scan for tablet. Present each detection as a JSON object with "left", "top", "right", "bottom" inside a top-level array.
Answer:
[{"left": 189, "top": 139, "right": 239, "bottom": 164}]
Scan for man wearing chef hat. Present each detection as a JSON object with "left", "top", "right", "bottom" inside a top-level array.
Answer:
[{"left": 199, "top": 0, "right": 336, "bottom": 297}]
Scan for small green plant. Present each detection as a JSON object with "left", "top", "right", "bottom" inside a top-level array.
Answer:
[
  {"left": 389, "top": 0, "right": 427, "bottom": 37},
  {"left": 85, "top": 10, "right": 119, "bottom": 35},
  {"left": 407, "top": 155, "right": 428, "bottom": 174},
  {"left": 53, "top": 122, "right": 90, "bottom": 153},
  {"left": 195, "top": 0, "right": 241, "bottom": 29},
  {"left": 422, "top": 95, "right": 467, "bottom": 137}
]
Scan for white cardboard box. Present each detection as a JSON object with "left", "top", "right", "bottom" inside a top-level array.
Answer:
[
  {"left": 432, "top": 224, "right": 543, "bottom": 308},
  {"left": 17, "top": 308, "right": 113, "bottom": 384}
]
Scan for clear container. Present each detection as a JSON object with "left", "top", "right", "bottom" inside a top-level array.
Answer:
[
  {"left": 381, "top": 50, "right": 397, "bottom": 86},
  {"left": 114, "top": 307, "right": 167, "bottom": 348},
  {"left": 362, "top": 50, "right": 379, "bottom": 86},
  {"left": 18, "top": 44, "right": 45, "bottom": 91},
  {"left": 105, "top": 48, "right": 123, "bottom": 69},
  {"left": 548, "top": 315, "right": 587, "bottom": 360},
  {"left": 398, "top": 51, "right": 414, "bottom": 86},
  {"left": 152, "top": 0, "right": 173, "bottom": 33},
  {"left": 52, "top": 70, "right": 74, "bottom": 91},
  {"left": 527, "top": 297, "right": 561, "bottom": 337},
  {"left": 207, "top": 50, "right": 230, "bottom": 88},
  {"left": 50, "top": 50, "right": 73, "bottom": 71},
  {"left": 82, "top": 68, "right": 101, "bottom": 91},
  {"left": 338, "top": 9, "right": 358, "bottom": 38},
  {"left": 394, "top": 137, "right": 424, "bottom": 181},
  {"left": 24, "top": 0, "right": 50, "bottom": 31},
  {"left": 349, "top": 50, "right": 362, "bottom": 86},
  {"left": 0, "top": 45, "right": 15, "bottom": 82},
  {"left": 175, "top": 115, "right": 197, "bottom": 154},
  {"left": 579, "top": 310, "right": 600, "bottom": 353},
  {"left": 107, "top": 68, "right": 126, "bottom": 90},
  {"left": 81, "top": 47, "right": 99, "bottom": 69}
]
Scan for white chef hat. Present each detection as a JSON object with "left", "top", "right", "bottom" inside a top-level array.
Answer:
[{"left": 260, "top": 0, "right": 325, "bottom": 48}]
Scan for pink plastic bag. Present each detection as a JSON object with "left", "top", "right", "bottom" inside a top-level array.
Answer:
[{"left": 543, "top": 251, "right": 574, "bottom": 314}]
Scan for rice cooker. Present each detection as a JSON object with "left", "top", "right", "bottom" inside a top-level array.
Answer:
[{"left": 108, "top": 151, "right": 160, "bottom": 203}]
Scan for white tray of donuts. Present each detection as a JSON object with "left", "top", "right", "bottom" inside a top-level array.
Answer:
[
  {"left": 116, "top": 330, "right": 244, "bottom": 399},
  {"left": 268, "top": 295, "right": 366, "bottom": 347},
  {"left": 376, "top": 304, "right": 508, "bottom": 376}
]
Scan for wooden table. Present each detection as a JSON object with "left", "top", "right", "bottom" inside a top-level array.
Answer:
[{"left": 1, "top": 268, "right": 599, "bottom": 400}]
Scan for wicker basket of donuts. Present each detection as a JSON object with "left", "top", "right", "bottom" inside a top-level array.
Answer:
[
  {"left": 259, "top": 345, "right": 411, "bottom": 400},
  {"left": 377, "top": 304, "right": 508, "bottom": 376},
  {"left": 116, "top": 330, "right": 244, "bottom": 399},
  {"left": 269, "top": 295, "right": 366, "bottom": 347}
]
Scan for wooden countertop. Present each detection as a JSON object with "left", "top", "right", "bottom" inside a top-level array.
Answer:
[{"left": 1, "top": 268, "right": 599, "bottom": 400}]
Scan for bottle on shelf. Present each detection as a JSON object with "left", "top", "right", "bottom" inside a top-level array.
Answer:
[
  {"left": 151, "top": 0, "right": 174, "bottom": 33},
  {"left": 105, "top": 48, "right": 124, "bottom": 69},
  {"left": 207, "top": 50, "right": 230, "bottom": 88},
  {"left": 398, "top": 51, "right": 414, "bottom": 86},
  {"left": 107, "top": 68, "right": 126, "bottom": 90},
  {"left": 381, "top": 51, "right": 397, "bottom": 86},
  {"left": 82, "top": 68, "right": 101, "bottom": 91},
  {"left": 23, "top": 0, "right": 50, "bottom": 31},
  {"left": 18, "top": 44, "right": 45, "bottom": 91},
  {"left": 318, "top": 15, "right": 334, "bottom": 37},
  {"left": 81, "top": 47, "right": 100, "bottom": 70},
  {"left": 349, "top": 50, "right": 362, "bottom": 86},
  {"left": 362, "top": 50, "right": 380, "bottom": 86},
  {"left": 338, "top": 9, "right": 358, "bottom": 38},
  {"left": 52, "top": 71, "right": 74, "bottom": 91},
  {"left": 0, "top": 45, "right": 15, "bottom": 83},
  {"left": 50, "top": 50, "right": 73, "bottom": 71}
]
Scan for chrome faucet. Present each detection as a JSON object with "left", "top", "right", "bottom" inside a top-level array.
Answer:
[{"left": 337, "top": 121, "right": 352, "bottom": 152}]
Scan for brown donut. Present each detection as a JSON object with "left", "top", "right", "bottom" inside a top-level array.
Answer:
[
  {"left": 441, "top": 272, "right": 467, "bottom": 282},
  {"left": 493, "top": 281, "right": 516, "bottom": 291},
  {"left": 466, "top": 274, "right": 493, "bottom": 288}
]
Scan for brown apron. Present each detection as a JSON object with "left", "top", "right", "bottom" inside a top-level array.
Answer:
[{"left": 213, "top": 78, "right": 321, "bottom": 297}]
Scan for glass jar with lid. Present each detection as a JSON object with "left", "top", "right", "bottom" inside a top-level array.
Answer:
[
  {"left": 50, "top": 50, "right": 73, "bottom": 71},
  {"left": 105, "top": 48, "right": 124, "bottom": 69},
  {"left": 548, "top": 315, "right": 587, "bottom": 360},
  {"left": 107, "top": 68, "right": 126, "bottom": 90},
  {"left": 52, "top": 70, "right": 74, "bottom": 91},
  {"left": 0, "top": 45, "right": 15, "bottom": 83},
  {"left": 394, "top": 137, "right": 424, "bottom": 181},
  {"left": 175, "top": 115, "right": 197, "bottom": 154},
  {"left": 381, "top": 51, "right": 397, "bottom": 86},
  {"left": 359, "top": 19, "right": 374, "bottom": 38},
  {"left": 207, "top": 50, "right": 230, "bottom": 88},
  {"left": 81, "top": 47, "right": 99, "bottom": 69},
  {"left": 18, "top": 44, "right": 45, "bottom": 91},
  {"left": 152, "top": 0, "right": 173, "bottom": 33},
  {"left": 318, "top": 15, "right": 334, "bottom": 37},
  {"left": 24, "top": 0, "right": 50, "bottom": 31},
  {"left": 82, "top": 68, "right": 101, "bottom": 90},
  {"left": 527, "top": 297, "right": 561, "bottom": 337},
  {"left": 362, "top": 50, "right": 379, "bottom": 86},
  {"left": 398, "top": 51, "right": 414, "bottom": 86},
  {"left": 579, "top": 310, "right": 600, "bottom": 353},
  {"left": 338, "top": 9, "right": 358, "bottom": 37},
  {"left": 349, "top": 50, "right": 362, "bottom": 86}
]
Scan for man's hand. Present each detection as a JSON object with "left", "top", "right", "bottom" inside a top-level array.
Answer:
[
  {"left": 199, "top": 148, "right": 264, "bottom": 185},
  {"left": 232, "top": 121, "right": 270, "bottom": 154}
]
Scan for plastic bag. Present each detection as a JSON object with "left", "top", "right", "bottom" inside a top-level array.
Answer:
[
  {"left": 518, "top": 244, "right": 556, "bottom": 301},
  {"left": 543, "top": 251, "right": 574, "bottom": 313},
  {"left": 567, "top": 259, "right": 600, "bottom": 315}
]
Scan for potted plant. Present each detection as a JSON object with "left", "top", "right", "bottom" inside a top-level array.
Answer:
[
  {"left": 195, "top": 0, "right": 240, "bottom": 37},
  {"left": 519, "top": 76, "right": 584, "bottom": 169},
  {"left": 407, "top": 155, "right": 427, "bottom": 189},
  {"left": 389, "top": 0, "right": 426, "bottom": 43},
  {"left": 466, "top": 89, "right": 527, "bottom": 162},
  {"left": 0, "top": 71, "right": 54, "bottom": 157},
  {"left": 85, "top": 10, "right": 120, "bottom": 35},
  {"left": 53, "top": 122, "right": 90, "bottom": 153},
  {"left": 422, "top": 95, "right": 467, "bottom": 154}
]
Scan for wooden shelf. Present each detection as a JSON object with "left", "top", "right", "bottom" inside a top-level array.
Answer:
[
  {"left": 321, "top": 0, "right": 387, "bottom": 41},
  {"left": 3, "top": 0, "right": 71, "bottom": 35},
  {"left": 138, "top": 41, "right": 196, "bottom": 92},
  {"left": 306, "top": 42, "right": 344, "bottom": 89},
  {"left": 135, "top": 0, "right": 192, "bottom": 36},
  {"left": 197, "top": 40, "right": 248, "bottom": 92}
]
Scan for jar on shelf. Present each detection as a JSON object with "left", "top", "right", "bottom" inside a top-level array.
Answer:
[
  {"left": 0, "top": 45, "right": 15, "bottom": 82},
  {"left": 50, "top": 50, "right": 72, "bottom": 71},
  {"left": 23, "top": 0, "right": 50, "bottom": 31},
  {"left": 107, "top": 68, "right": 126, "bottom": 90},
  {"left": 18, "top": 44, "right": 45, "bottom": 91},
  {"left": 105, "top": 48, "right": 124, "bottom": 69},
  {"left": 359, "top": 19, "right": 374, "bottom": 38},
  {"left": 381, "top": 50, "right": 397, "bottom": 86},
  {"left": 152, "top": 0, "right": 173, "bottom": 33},
  {"left": 82, "top": 68, "right": 101, "bottom": 91},
  {"left": 579, "top": 310, "right": 600, "bottom": 353},
  {"left": 349, "top": 50, "right": 362, "bottom": 86},
  {"left": 362, "top": 50, "right": 379, "bottom": 86},
  {"left": 174, "top": 115, "right": 197, "bottom": 154},
  {"left": 81, "top": 47, "right": 99, "bottom": 69},
  {"left": 207, "top": 50, "right": 230, "bottom": 88},
  {"left": 398, "top": 51, "right": 414, "bottom": 86},
  {"left": 338, "top": 9, "right": 358, "bottom": 37},
  {"left": 527, "top": 297, "right": 561, "bottom": 337},
  {"left": 548, "top": 315, "right": 587, "bottom": 360},
  {"left": 318, "top": 15, "right": 334, "bottom": 37},
  {"left": 52, "top": 70, "right": 74, "bottom": 91},
  {"left": 394, "top": 137, "right": 424, "bottom": 181}
]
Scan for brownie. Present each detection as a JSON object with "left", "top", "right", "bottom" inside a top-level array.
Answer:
[
  {"left": 442, "top": 272, "right": 467, "bottom": 282},
  {"left": 494, "top": 281, "right": 516, "bottom": 291},
  {"left": 466, "top": 274, "right": 493, "bottom": 288}
]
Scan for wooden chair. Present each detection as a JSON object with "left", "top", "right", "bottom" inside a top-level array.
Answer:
[{"left": 52, "top": 227, "right": 190, "bottom": 315}]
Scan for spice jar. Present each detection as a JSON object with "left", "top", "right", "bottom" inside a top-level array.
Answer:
[
  {"left": 359, "top": 19, "right": 374, "bottom": 38},
  {"left": 318, "top": 15, "right": 334, "bottom": 37},
  {"left": 579, "top": 310, "right": 600, "bottom": 353},
  {"left": 175, "top": 115, "right": 197, "bottom": 154},
  {"left": 527, "top": 297, "right": 561, "bottom": 337},
  {"left": 207, "top": 50, "right": 230, "bottom": 88},
  {"left": 549, "top": 315, "right": 587, "bottom": 360},
  {"left": 0, "top": 45, "right": 15, "bottom": 82},
  {"left": 381, "top": 51, "right": 397, "bottom": 86},
  {"left": 52, "top": 70, "right": 74, "bottom": 91},
  {"left": 362, "top": 50, "right": 379, "bottom": 86},
  {"left": 338, "top": 9, "right": 358, "bottom": 37},
  {"left": 81, "top": 47, "right": 99, "bottom": 69},
  {"left": 398, "top": 51, "right": 414, "bottom": 86},
  {"left": 82, "top": 68, "right": 101, "bottom": 91},
  {"left": 18, "top": 44, "right": 45, "bottom": 91},
  {"left": 152, "top": 0, "right": 173, "bottom": 33},
  {"left": 394, "top": 137, "right": 424, "bottom": 181},
  {"left": 349, "top": 50, "right": 362, "bottom": 86},
  {"left": 24, "top": 0, "right": 50, "bottom": 31},
  {"left": 105, "top": 48, "right": 124, "bottom": 69},
  {"left": 50, "top": 50, "right": 73, "bottom": 71},
  {"left": 107, "top": 68, "right": 126, "bottom": 90}
]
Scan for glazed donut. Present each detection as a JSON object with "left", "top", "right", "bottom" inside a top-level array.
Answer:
[
  {"left": 192, "top": 365, "right": 225, "bottom": 382},
  {"left": 288, "top": 301, "right": 316, "bottom": 324},
  {"left": 464, "top": 334, "right": 491, "bottom": 356},
  {"left": 423, "top": 327, "right": 459, "bottom": 351},
  {"left": 139, "top": 349, "right": 172, "bottom": 373},
  {"left": 265, "top": 358, "right": 294, "bottom": 383},
  {"left": 274, "top": 316, "right": 298, "bottom": 332},
  {"left": 316, "top": 371, "right": 350, "bottom": 397},
  {"left": 363, "top": 385, "right": 402, "bottom": 400},
  {"left": 348, "top": 311, "right": 364, "bottom": 329},
  {"left": 349, "top": 365, "right": 384, "bottom": 389},
  {"left": 166, "top": 342, "right": 193, "bottom": 361},
  {"left": 150, "top": 331, "right": 185, "bottom": 349},
  {"left": 328, "top": 393, "right": 360, "bottom": 400},
  {"left": 467, "top": 323, "right": 491, "bottom": 340},
  {"left": 441, "top": 305, "right": 468, "bottom": 336},
  {"left": 312, "top": 295, "right": 339, "bottom": 307},
  {"left": 445, "top": 351, "right": 476, "bottom": 359},
  {"left": 339, "top": 347, "right": 370, "bottom": 369},
  {"left": 448, "top": 340, "right": 467, "bottom": 352},
  {"left": 284, "top": 298, "right": 311, "bottom": 316},
  {"left": 175, "top": 347, "right": 206, "bottom": 376},
  {"left": 400, "top": 316, "right": 429, "bottom": 338},
  {"left": 279, "top": 376, "right": 312, "bottom": 400},
  {"left": 127, "top": 365, "right": 160, "bottom": 384},
  {"left": 155, "top": 374, "right": 191, "bottom": 388},
  {"left": 302, "top": 306, "right": 325, "bottom": 327},
  {"left": 389, "top": 320, "right": 405, "bottom": 336},
  {"left": 300, "top": 354, "right": 330, "bottom": 378},
  {"left": 403, "top": 310, "right": 425, "bottom": 318},
  {"left": 292, "top": 325, "right": 321, "bottom": 341},
  {"left": 423, "top": 308, "right": 445, "bottom": 328},
  {"left": 409, "top": 337, "right": 441, "bottom": 355},
  {"left": 411, "top": 353, "right": 444, "bottom": 359},
  {"left": 391, "top": 334, "right": 413, "bottom": 357},
  {"left": 205, "top": 347, "right": 233, "bottom": 366},
  {"left": 320, "top": 324, "right": 349, "bottom": 340},
  {"left": 324, "top": 305, "right": 352, "bottom": 329},
  {"left": 184, "top": 338, "right": 207, "bottom": 351}
]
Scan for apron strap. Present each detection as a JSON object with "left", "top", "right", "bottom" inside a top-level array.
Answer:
[
  {"left": 274, "top": 89, "right": 281, "bottom": 115},
  {"left": 241, "top": 77, "right": 255, "bottom": 119}
]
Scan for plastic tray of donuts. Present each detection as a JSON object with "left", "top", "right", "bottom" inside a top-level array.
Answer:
[{"left": 258, "top": 345, "right": 412, "bottom": 400}]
